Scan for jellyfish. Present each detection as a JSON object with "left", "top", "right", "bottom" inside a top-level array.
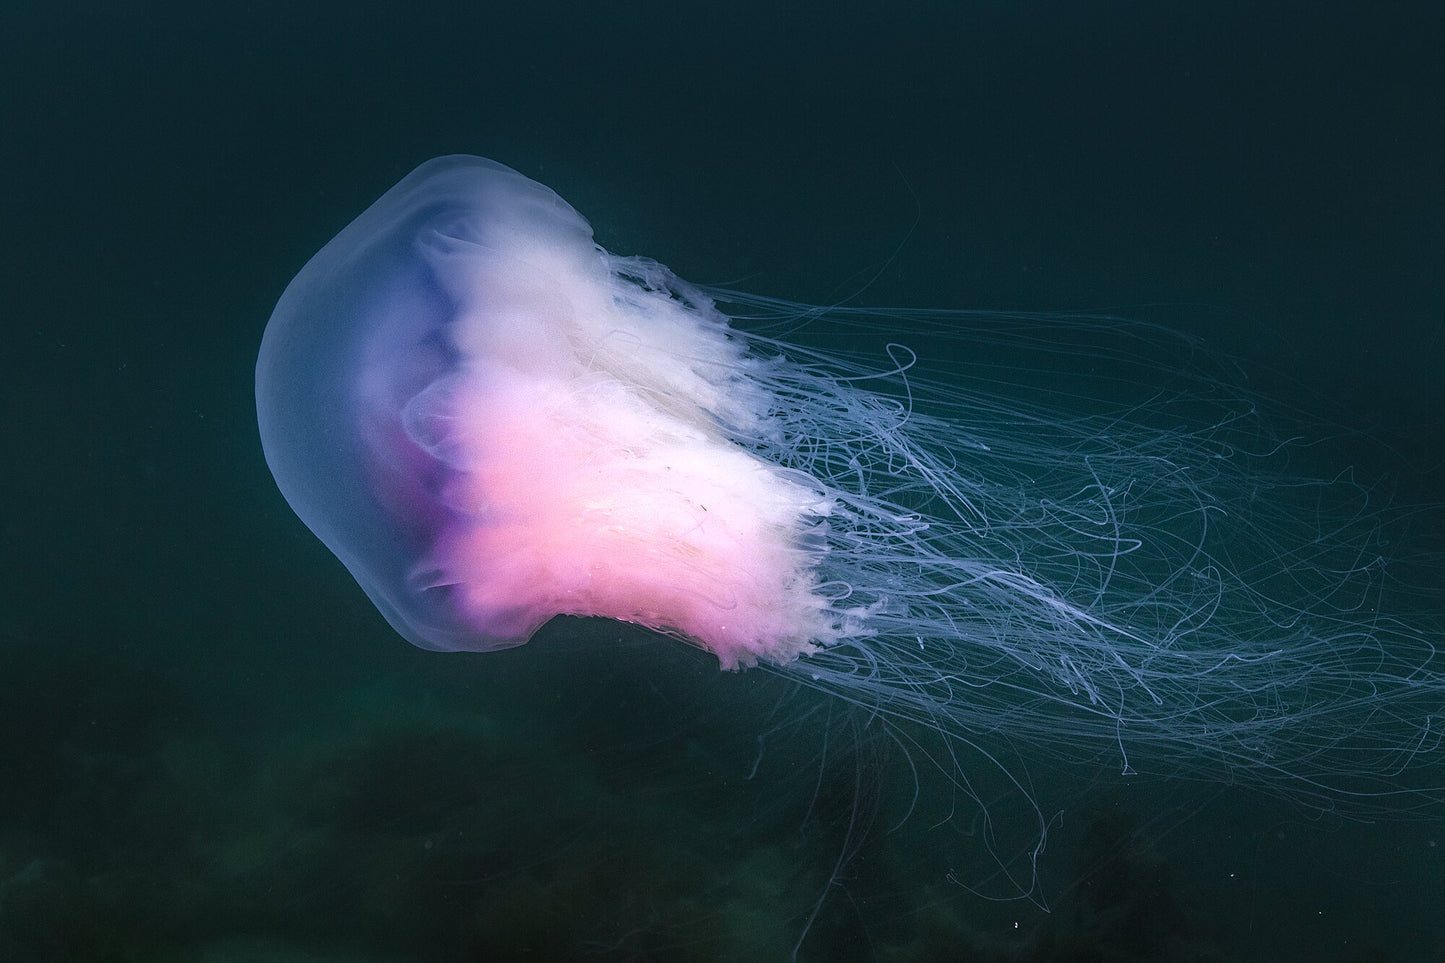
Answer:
[{"left": 256, "top": 155, "right": 1443, "bottom": 841}]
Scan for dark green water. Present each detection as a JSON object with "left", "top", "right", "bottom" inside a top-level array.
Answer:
[{"left": 3, "top": 2, "right": 1442, "bottom": 960}]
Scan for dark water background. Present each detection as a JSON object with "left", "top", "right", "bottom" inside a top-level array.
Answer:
[{"left": 2, "top": 2, "right": 1442, "bottom": 960}]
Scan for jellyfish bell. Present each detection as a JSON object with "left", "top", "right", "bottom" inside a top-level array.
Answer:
[
  {"left": 257, "top": 155, "right": 869, "bottom": 668},
  {"left": 257, "top": 155, "right": 1444, "bottom": 827}
]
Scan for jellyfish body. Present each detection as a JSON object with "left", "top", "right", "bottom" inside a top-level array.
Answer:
[
  {"left": 258, "top": 155, "right": 1442, "bottom": 806},
  {"left": 257, "top": 156, "right": 859, "bottom": 668}
]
